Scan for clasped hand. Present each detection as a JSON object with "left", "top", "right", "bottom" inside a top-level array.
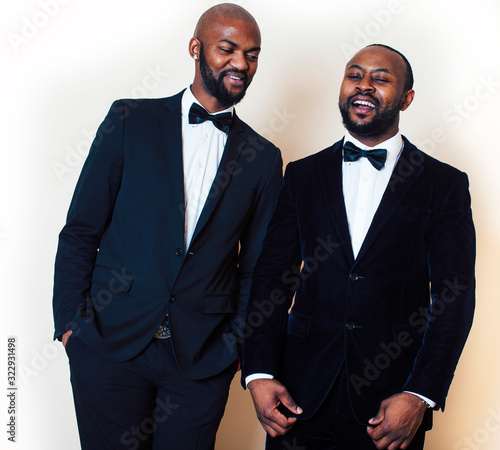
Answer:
[
  {"left": 367, "top": 392, "right": 428, "bottom": 449},
  {"left": 247, "top": 378, "right": 302, "bottom": 438},
  {"left": 248, "top": 380, "right": 427, "bottom": 449}
]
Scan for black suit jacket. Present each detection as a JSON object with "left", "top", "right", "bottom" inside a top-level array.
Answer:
[
  {"left": 242, "top": 137, "right": 475, "bottom": 424},
  {"left": 53, "top": 91, "right": 283, "bottom": 379}
]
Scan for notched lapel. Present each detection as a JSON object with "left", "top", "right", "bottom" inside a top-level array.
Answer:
[
  {"left": 189, "top": 115, "right": 246, "bottom": 245},
  {"left": 318, "top": 141, "right": 355, "bottom": 265},
  {"left": 355, "top": 139, "right": 424, "bottom": 262}
]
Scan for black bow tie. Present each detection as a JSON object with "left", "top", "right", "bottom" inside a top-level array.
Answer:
[
  {"left": 343, "top": 141, "right": 387, "bottom": 170},
  {"left": 188, "top": 103, "right": 232, "bottom": 133}
]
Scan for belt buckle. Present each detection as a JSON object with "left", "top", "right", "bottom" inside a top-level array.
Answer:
[{"left": 154, "top": 316, "right": 171, "bottom": 339}]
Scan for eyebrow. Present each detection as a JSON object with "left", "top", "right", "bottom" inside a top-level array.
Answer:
[
  {"left": 219, "top": 39, "right": 261, "bottom": 52},
  {"left": 346, "top": 64, "right": 391, "bottom": 74}
]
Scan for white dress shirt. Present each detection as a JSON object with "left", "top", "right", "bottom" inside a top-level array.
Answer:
[
  {"left": 246, "top": 131, "right": 435, "bottom": 408},
  {"left": 342, "top": 131, "right": 403, "bottom": 258},
  {"left": 181, "top": 88, "right": 233, "bottom": 248}
]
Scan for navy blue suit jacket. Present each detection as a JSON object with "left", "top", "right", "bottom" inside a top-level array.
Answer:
[
  {"left": 242, "top": 137, "right": 475, "bottom": 424},
  {"left": 53, "top": 91, "right": 282, "bottom": 379}
]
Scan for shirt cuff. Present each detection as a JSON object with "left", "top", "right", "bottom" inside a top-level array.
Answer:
[
  {"left": 245, "top": 373, "right": 274, "bottom": 388},
  {"left": 404, "top": 391, "right": 436, "bottom": 408}
]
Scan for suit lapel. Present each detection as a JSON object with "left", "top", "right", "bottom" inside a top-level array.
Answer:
[
  {"left": 318, "top": 140, "right": 355, "bottom": 266},
  {"left": 158, "top": 92, "right": 185, "bottom": 235},
  {"left": 189, "top": 113, "right": 246, "bottom": 246},
  {"left": 355, "top": 138, "right": 424, "bottom": 262}
]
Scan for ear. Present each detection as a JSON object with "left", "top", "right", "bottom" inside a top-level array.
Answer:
[
  {"left": 400, "top": 89, "right": 415, "bottom": 111},
  {"left": 189, "top": 37, "right": 201, "bottom": 60}
]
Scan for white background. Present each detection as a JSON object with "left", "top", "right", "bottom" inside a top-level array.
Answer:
[{"left": 1, "top": 0, "right": 499, "bottom": 449}]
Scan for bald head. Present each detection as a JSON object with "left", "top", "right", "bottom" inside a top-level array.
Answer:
[
  {"left": 194, "top": 3, "right": 259, "bottom": 41},
  {"left": 188, "top": 3, "right": 261, "bottom": 112}
]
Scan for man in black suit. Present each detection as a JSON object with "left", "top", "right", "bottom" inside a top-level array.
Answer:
[
  {"left": 52, "top": 4, "right": 282, "bottom": 449},
  {"left": 243, "top": 44, "right": 475, "bottom": 449}
]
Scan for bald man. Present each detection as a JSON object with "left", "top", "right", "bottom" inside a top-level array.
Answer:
[{"left": 53, "top": 4, "right": 282, "bottom": 449}]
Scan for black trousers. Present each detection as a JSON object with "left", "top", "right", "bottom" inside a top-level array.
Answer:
[
  {"left": 266, "top": 370, "right": 426, "bottom": 450},
  {"left": 66, "top": 334, "right": 237, "bottom": 450}
]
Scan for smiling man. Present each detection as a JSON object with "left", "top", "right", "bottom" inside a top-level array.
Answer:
[
  {"left": 243, "top": 44, "right": 475, "bottom": 449},
  {"left": 53, "top": 4, "right": 282, "bottom": 449}
]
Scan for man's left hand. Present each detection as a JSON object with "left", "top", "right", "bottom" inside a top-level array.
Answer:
[{"left": 366, "top": 392, "right": 428, "bottom": 449}]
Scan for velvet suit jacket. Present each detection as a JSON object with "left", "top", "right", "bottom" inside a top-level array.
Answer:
[
  {"left": 53, "top": 91, "right": 283, "bottom": 380},
  {"left": 242, "top": 137, "right": 475, "bottom": 424}
]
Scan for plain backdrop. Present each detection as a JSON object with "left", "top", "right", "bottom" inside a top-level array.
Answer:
[{"left": 1, "top": 0, "right": 499, "bottom": 449}]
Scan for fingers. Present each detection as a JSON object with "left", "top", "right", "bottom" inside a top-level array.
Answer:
[
  {"left": 61, "top": 330, "right": 73, "bottom": 347},
  {"left": 259, "top": 411, "right": 297, "bottom": 437},
  {"left": 248, "top": 378, "right": 302, "bottom": 437},
  {"left": 369, "top": 433, "right": 405, "bottom": 450},
  {"left": 278, "top": 387, "right": 303, "bottom": 416},
  {"left": 366, "top": 393, "right": 426, "bottom": 449},
  {"left": 368, "top": 410, "right": 384, "bottom": 427},
  {"left": 366, "top": 403, "right": 385, "bottom": 440},
  {"left": 370, "top": 434, "right": 413, "bottom": 450}
]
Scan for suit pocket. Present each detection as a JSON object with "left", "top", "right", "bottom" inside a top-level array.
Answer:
[
  {"left": 204, "top": 296, "right": 236, "bottom": 314},
  {"left": 286, "top": 311, "right": 311, "bottom": 338},
  {"left": 64, "top": 333, "right": 79, "bottom": 358},
  {"left": 91, "top": 264, "right": 135, "bottom": 294}
]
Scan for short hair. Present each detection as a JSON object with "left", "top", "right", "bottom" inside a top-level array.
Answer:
[{"left": 367, "top": 44, "right": 414, "bottom": 92}]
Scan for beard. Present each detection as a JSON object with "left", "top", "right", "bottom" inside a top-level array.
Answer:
[
  {"left": 199, "top": 45, "right": 249, "bottom": 108},
  {"left": 339, "top": 93, "right": 403, "bottom": 138}
]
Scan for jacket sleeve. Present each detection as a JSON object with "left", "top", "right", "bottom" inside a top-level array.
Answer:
[
  {"left": 403, "top": 171, "right": 476, "bottom": 410},
  {"left": 230, "top": 148, "right": 283, "bottom": 340},
  {"left": 52, "top": 101, "right": 126, "bottom": 339},
  {"left": 241, "top": 162, "right": 303, "bottom": 378}
]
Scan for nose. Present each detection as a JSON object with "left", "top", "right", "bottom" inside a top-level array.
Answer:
[
  {"left": 356, "top": 78, "right": 374, "bottom": 93},
  {"left": 230, "top": 51, "right": 249, "bottom": 72}
]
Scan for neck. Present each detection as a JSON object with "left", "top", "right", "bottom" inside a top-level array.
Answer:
[
  {"left": 348, "top": 124, "right": 399, "bottom": 148},
  {"left": 190, "top": 81, "right": 228, "bottom": 114}
]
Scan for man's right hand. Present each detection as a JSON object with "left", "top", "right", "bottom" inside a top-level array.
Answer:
[
  {"left": 61, "top": 330, "right": 73, "bottom": 348},
  {"left": 247, "top": 378, "right": 302, "bottom": 437}
]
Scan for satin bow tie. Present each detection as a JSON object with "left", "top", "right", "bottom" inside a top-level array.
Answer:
[
  {"left": 343, "top": 141, "right": 387, "bottom": 170},
  {"left": 188, "top": 103, "right": 232, "bottom": 133}
]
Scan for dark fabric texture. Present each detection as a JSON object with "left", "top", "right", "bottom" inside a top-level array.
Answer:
[
  {"left": 67, "top": 334, "right": 237, "bottom": 450},
  {"left": 242, "top": 137, "right": 475, "bottom": 426},
  {"left": 53, "top": 90, "right": 283, "bottom": 381},
  {"left": 265, "top": 369, "right": 429, "bottom": 450}
]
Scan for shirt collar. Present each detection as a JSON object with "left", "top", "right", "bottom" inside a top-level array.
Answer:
[
  {"left": 344, "top": 131, "right": 403, "bottom": 166},
  {"left": 181, "top": 87, "right": 234, "bottom": 123}
]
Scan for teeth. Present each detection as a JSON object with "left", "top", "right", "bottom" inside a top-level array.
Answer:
[
  {"left": 228, "top": 75, "right": 242, "bottom": 80},
  {"left": 354, "top": 100, "right": 375, "bottom": 108}
]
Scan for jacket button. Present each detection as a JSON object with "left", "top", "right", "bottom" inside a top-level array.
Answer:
[
  {"left": 350, "top": 273, "right": 359, "bottom": 281},
  {"left": 175, "top": 248, "right": 183, "bottom": 257},
  {"left": 346, "top": 322, "right": 356, "bottom": 330},
  {"left": 169, "top": 296, "right": 176, "bottom": 303}
]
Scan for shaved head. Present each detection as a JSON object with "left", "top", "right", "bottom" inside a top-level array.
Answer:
[
  {"left": 194, "top": 3, "right": 259, "bottom": 41},
  {"left": 189, "top": 3, "right": 261, "bottom": 112}
]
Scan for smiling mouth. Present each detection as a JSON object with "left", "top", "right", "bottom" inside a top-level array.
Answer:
[
  {"left": 350, "top": 97, "right": 378, "bottom": 116},
  {"left": 224, "top": 71, "right": 247, "bottom": 89},
  {"left": 353, "top": 100, "right": 375, "bottom": 108}
]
